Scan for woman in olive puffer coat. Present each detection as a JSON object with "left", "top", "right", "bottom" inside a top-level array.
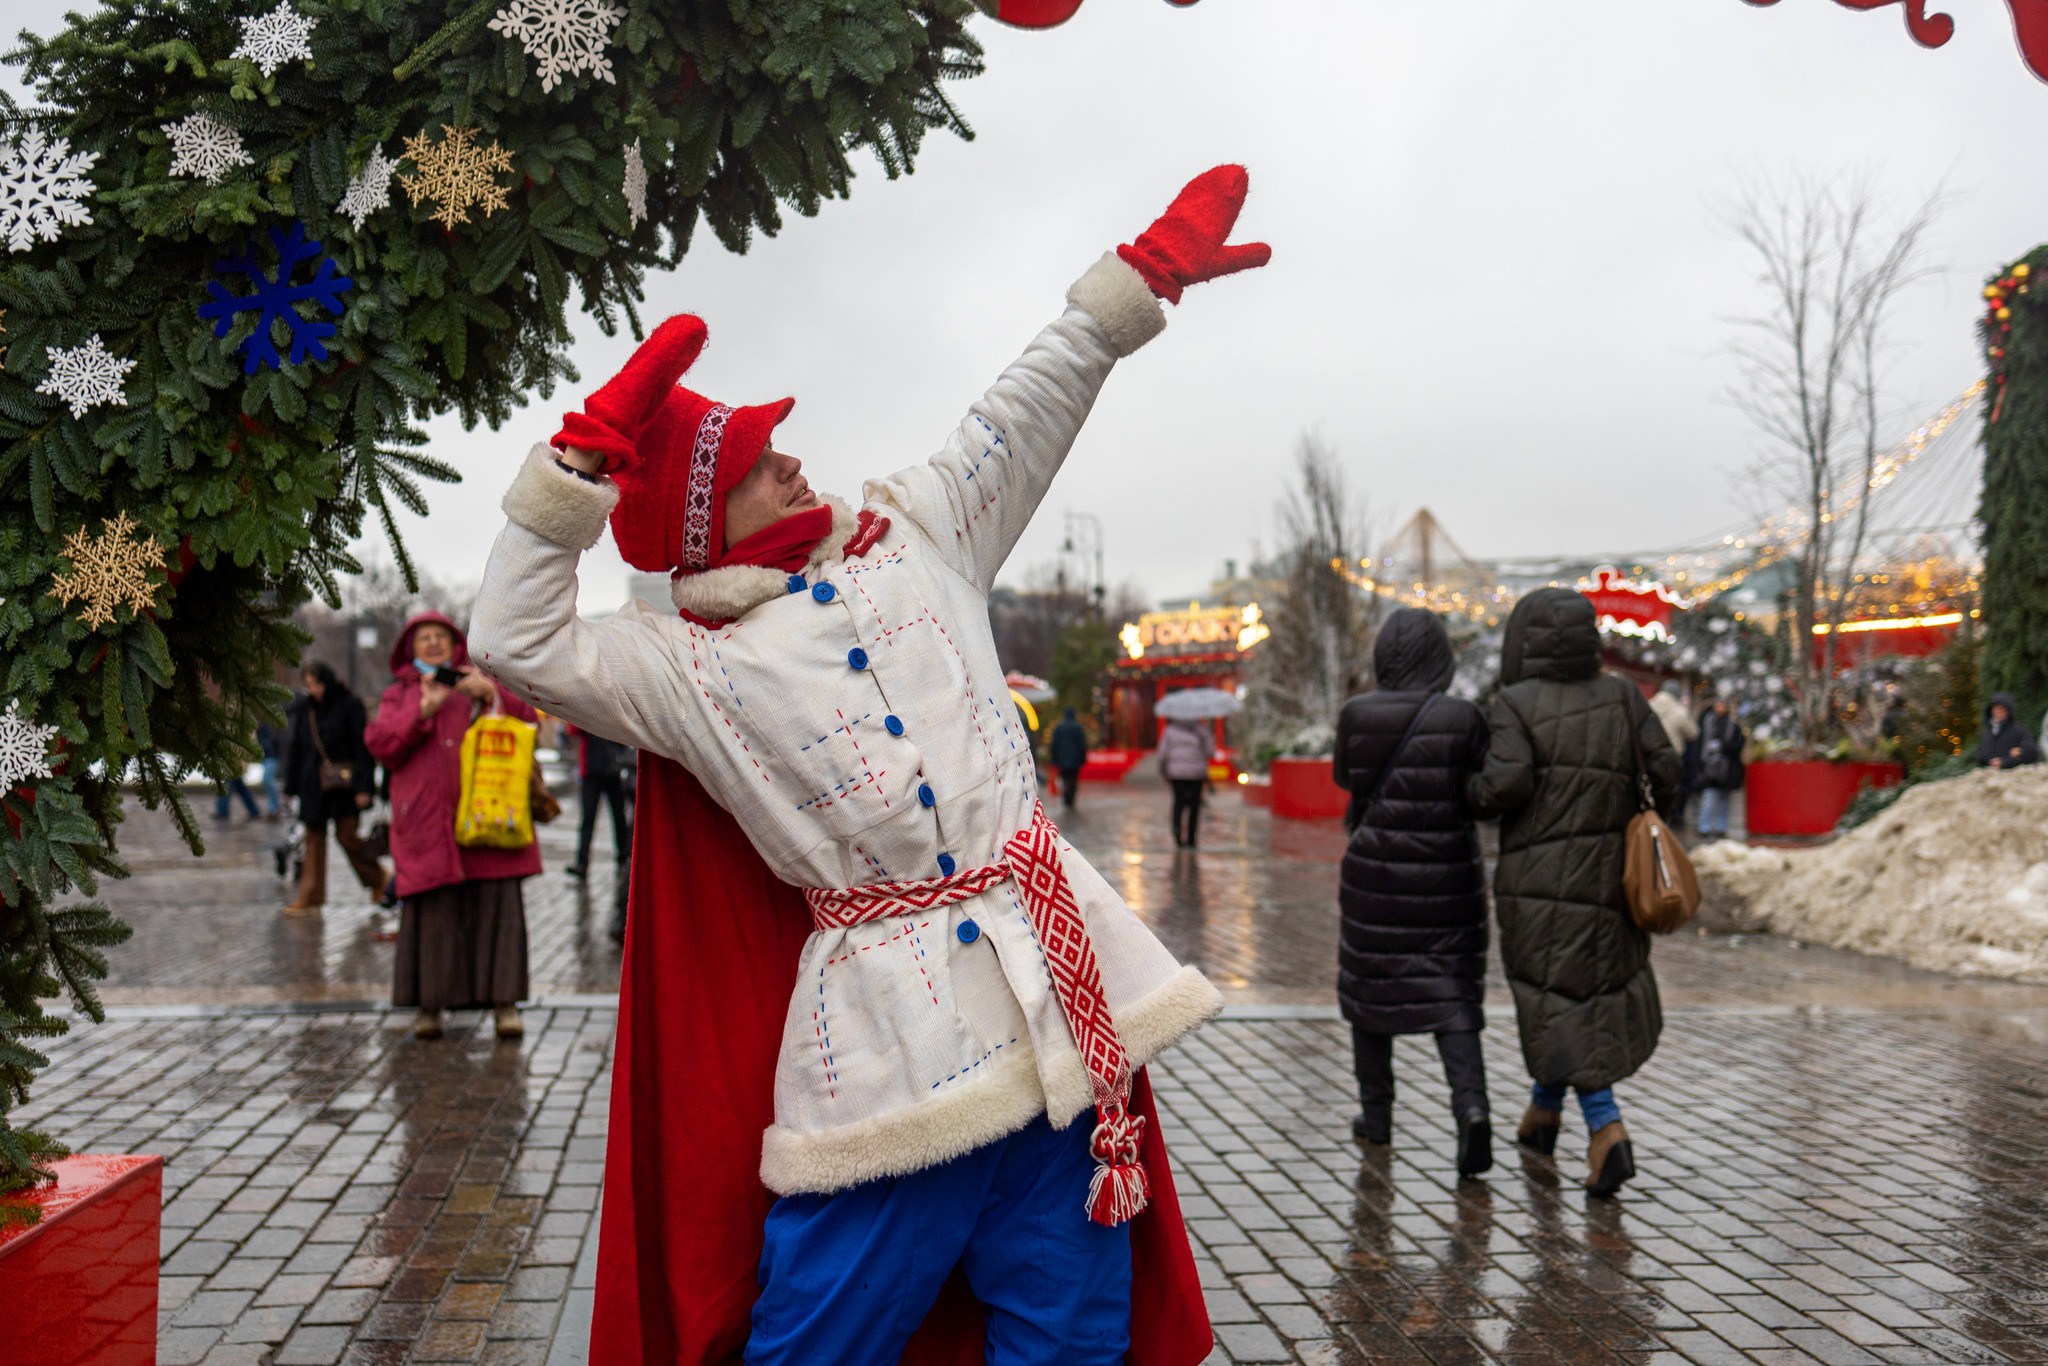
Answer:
[
  {"left": 1333, "top": 608, "right": 1493, "bottom": 1176},
  {"left": 1466, "top": 588, "right": 1680, "bottom": 1197}
]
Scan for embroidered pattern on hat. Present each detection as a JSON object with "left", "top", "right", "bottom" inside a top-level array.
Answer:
[{"left": 679, "top": 402, "right": 733, "bottom": 571}]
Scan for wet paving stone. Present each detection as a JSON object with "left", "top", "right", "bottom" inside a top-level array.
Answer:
[
  {"left": 21, "top": 785, "right": 2048, "bottom": 1363},
  {"left": 18, "top": 1005, "right": 610, "bottom": 1366}
]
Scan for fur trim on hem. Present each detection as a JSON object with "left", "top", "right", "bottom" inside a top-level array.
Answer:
[
  {"left": 669, "top": 494, "right": 860, "bottom": 622},
  {"left": 760, "top": 1043, "right": 1051, "bottom": 1196},
  {"left": 1042, "top": 965, "right": 1226, "bottom": 1130},
  {"left": 760, "top": 965, "right": 1224, "bottom": 1194},
  {"left": 1067, "top": 251, "right": 1166, "bottom": 358},
  {"left": 501, "top": 444, "right": 619, "bottom": 551}
]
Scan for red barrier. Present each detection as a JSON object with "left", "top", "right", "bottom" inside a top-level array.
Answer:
[
  {"left": 0, "top": 1154, "right": 162, "bottom": 1366},
  {"left": 1270, "top": 758, "right": 1349, "bottom": 820},
  {"left": 1745, "top": 760, "right": 1904, "bottom": 836}
]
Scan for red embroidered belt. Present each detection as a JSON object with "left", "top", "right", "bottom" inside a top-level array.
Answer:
[{"left": 802, "top": 802, "right": 1149, "bottom": 1226}]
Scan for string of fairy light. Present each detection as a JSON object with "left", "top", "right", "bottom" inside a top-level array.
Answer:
[{"left": 1322, "top": 380, "right": 1986, "bottom": 629}]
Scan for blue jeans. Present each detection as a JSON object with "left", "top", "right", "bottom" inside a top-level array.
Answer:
[
  {"left": 1531, "top": 1082, "right": 1621, "bottom": 1133},
  {"left": 750, "top": 1112, "right": 1131, "bottom": 1365},
  {"left": 1698, "top": 787, "right": 1730, "bottom": 836},
  {"left": 215, "top": 778, "right": 259, "bottom": 819},
  {"left": 260, "top": 757, "right": 282, "bottom": 816}
]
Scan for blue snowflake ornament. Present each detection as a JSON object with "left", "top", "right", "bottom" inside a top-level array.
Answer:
[{"left": 199, "top": 220, "right": 352, "bottom": 373}]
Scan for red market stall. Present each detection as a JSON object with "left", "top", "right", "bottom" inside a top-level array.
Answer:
[{"left": 1106, "top": 601, "right": 1267, "bottom": 778}]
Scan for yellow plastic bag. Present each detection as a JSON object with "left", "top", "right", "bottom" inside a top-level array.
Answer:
[{"left": 456, "top": 713, "right": 537, "bottom": 849}]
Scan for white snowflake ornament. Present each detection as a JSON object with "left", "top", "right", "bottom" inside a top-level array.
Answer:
[
  {"left": 37, "top": 335, "right": 136, "bottom": 419},
  {"left": 0, "top": 704, "right": 58, "bottom": 788},
  {"left": 0, "top": 131, "right": 100, "bottom": 254},
  {"left": 336, "top": 143, "right": 397, "bottom": 229},
  {"left": 163, "top": 112, "right": 252, "bottom": 184},
  {"left": 232, "top": 2, "right": 317, "bottom": 78},
  {"left": 488, "top": 0, "right": 627, "bottom": 93},
  {"left": 622, "top": 138, "right": 647, "bottom": 227}
]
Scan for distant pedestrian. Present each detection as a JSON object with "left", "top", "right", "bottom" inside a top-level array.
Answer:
[
  {"left": 215, "top": 755, "right": 260, "bottom": 821},
  {"left": 1695, "top": 700, "right": 1747, "bottom": 839},
  {"left": 566, "top": 725, "right": 635, "bottom": 878},
  {"left": 1049, "top": 706, "right": 1090, "bottom": 812},
  {"left": 256, "top": 721, "right": 283, "bottom": 818},
  {"left": 1332, "top": 608, "right": 1494, "bottom": 1176},
  {"left": 280, "top": 663, "right": 385, "bottom": 914},
  {"left": 1158, "top": 716, "right": 1216, "bottom": 848},
  {"left": 1649, "top": 681, "right": 1697, "bottom": 756},
  {"left": 366, "top": 612, "right": 541, "bottom": 1041},
  {"left": 1466, "top": 588, "right": 1681, "bottom": 1198},
  {"left": 1978, "top": 694, "right": 2040, "bottom": 770}
]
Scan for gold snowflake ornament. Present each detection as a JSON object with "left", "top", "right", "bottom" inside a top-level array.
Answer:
[
  {"left": 50, "top": 512, "right": 166, "bottom": 629},
  {"left": 399, "top": 126, "right": 514, "bottom": 229}
]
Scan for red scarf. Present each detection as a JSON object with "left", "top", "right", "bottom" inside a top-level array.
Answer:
[
  {"left": 675, "top": 507, "right": 889, "bottom": 630},
  {"left": 712, "top": 504, "right": 835, "bottom": 574}
]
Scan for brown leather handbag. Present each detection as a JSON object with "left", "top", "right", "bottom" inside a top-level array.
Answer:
[
  {"left": 307, "top": 720, "right": 356, "bottom": 794},
  {"left": 1618, "top": 679, "right": 1701, "bottom": 934}
]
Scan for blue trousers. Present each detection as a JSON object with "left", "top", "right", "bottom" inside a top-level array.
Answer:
[
  {"left": 1531, "top": 1082, "right": 1621, "bottom": 1133},
  {"left": 749, "top": 1112, "right": 1132, "bottom": 1366},
  {"left": 1698, "top": 787, "right": 1730, "bottom": 836}
]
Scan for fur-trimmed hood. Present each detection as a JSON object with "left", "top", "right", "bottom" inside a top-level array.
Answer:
[{"left": 667, "top": 494, "right": 861, "bottom": 624}]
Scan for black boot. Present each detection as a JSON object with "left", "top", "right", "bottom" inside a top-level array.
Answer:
[
  {"left": 1456, "top": 1110, "right": 1493, "bottom": 1177},
  {"left": 1352, "top": 1112, "right": 1391, "bottom": 1146}
]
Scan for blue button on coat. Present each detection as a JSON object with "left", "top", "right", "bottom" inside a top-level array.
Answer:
[
  {"left": 786, "top": 574, "right": 807, "bottom": 594},
  {"left": 917, "top": 784, "right": 935, "bottom": 807},
  {"left": 884, "top": 715, "right": 904, "bottom": 736},
  {"left": 848, "top": 648, "right": 868, "bottom": 670},
  {"left": 936, "top": 853, "right": 956, "bottom": 876},
  {"left": 955, "top": 918, "right": 979, "bottom": 944},
  {"left": 811, "top": 581, "right": 836, "bottom": 603}
]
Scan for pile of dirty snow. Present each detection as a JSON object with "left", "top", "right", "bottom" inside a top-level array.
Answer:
[{"left": 1691, "top": 765, "right": 2048, "bottom": 981}]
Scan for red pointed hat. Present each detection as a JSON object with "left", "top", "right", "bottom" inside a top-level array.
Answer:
[{"left": 610, "top": 374, "right": 795, "bottom": 575}]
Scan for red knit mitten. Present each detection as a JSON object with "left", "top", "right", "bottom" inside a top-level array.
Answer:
[
  {"left": 1116, "top": 165, "right": 1271, "bottom": 306},
  {"left": 552, "top": 314, "right": 709, "bottom": 474}
]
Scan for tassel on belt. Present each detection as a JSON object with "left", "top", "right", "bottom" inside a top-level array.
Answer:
[{"left": 802, "top": 801, "right": 1148, "bottom": 1227}]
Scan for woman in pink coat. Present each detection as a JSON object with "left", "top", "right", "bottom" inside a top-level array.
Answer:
[{"left": 366, "top": 611, "right": 542, "bottom": 1040}]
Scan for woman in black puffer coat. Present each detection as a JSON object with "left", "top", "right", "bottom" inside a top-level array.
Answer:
[
  {"left": 1333, "top": 608, "right": 1493, "bottom": 1175},
  {"left": 1466, "top": 588, "right": 1680, "bottom": 1198}
]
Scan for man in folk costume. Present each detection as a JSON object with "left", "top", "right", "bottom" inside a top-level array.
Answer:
[{"left": 469, "top": 167, "right": 1269, "bottom": 1364}]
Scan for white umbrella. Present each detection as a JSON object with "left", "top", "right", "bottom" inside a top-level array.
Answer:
[{"left": 1154, "top": 688, "right": 1241, "bottom": 721}]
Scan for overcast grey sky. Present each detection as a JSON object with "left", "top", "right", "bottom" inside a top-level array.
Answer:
[{"left": 11, "top": 0, "right": 2046, "bottom": 612}]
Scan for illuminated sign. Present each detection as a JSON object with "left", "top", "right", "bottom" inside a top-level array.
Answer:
[
  {"left": 1578, "top": 566, "right": 1693, "bottom": 645},
  {"left": 1120, "top": 602, "right": 1266, "bottom": 660}
]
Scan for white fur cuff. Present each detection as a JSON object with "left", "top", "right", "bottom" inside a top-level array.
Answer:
[
  {"left": 1067, "top": 252, "right": 1166, "bottom": 357},
  {"left": 501, "top": 444, "right": 619, "bottom": 551}
]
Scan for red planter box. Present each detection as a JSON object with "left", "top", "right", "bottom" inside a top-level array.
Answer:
[
  {"left": 0, "top": 1154, "right": 162, "bottom": 1366},
  {"left": 1269, "top": 757, "right": 1349, "bottom": 820},
  {"left": 1745, "top": 760, "right": 1904, "bottom": 836}
]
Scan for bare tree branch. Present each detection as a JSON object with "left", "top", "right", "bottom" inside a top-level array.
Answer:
[{"left": 1717, "top": 168, "right": 1945, "bottom": 745}]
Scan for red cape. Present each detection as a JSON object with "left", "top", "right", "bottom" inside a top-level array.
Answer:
[{"left": 591, "top": 754, "right": 1214, "bottom": 1365}]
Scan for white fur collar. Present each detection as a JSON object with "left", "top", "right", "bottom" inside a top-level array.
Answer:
[{"left": 669, "top": 494, "right": 861, "bottom": 623}]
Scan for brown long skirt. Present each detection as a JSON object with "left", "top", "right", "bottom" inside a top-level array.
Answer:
[{"left": 393, "top": 876, "right": 530, "bottom": 1010}]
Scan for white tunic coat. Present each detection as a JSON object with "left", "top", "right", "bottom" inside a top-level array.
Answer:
[{"left": 467, "top": 253, "right": 1223, "bottom": 1196}]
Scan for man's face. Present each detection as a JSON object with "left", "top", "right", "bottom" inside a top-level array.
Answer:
[
  {"left": 1993, "top": 704, "right": 2011, "bottom": 725},
  {"left": 724, "top": 448, "right": 821, "bottom": 550}
]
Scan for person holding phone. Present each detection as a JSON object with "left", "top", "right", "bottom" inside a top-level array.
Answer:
[{"left": 365, "top": 612, "right": 542, "bottom": 1040}]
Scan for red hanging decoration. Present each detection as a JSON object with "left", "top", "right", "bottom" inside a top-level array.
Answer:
[
  {"left": 1744, "top": 0, "right": 2048, "bottom": 85},
  {"left": 987, "top": 0, "right": 1199, "bottom": 30}
]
